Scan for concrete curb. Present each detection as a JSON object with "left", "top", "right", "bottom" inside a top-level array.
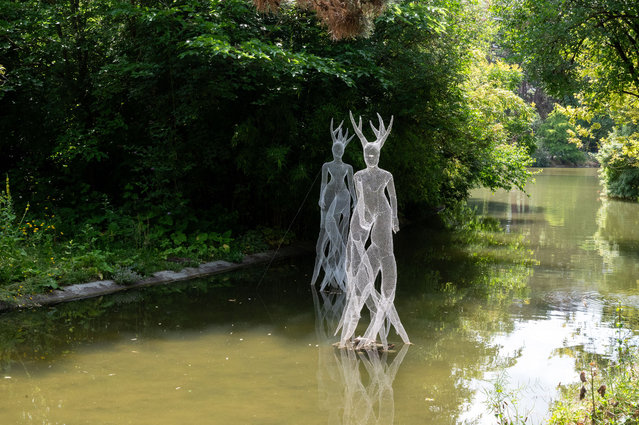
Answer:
[{"left": 1, "top": 244, "right": 312, "bottom": 312}]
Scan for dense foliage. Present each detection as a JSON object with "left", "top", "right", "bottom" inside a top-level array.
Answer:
[
  {"left": 495, "top": 0, "right": 639, "bottom": 198},
  {"left": 0, "top": 0, "right": 536, "bottom": 290},
  {"left": 532, "top": 111, "right": 592, "bottom": 166},
  {"left": 494, "top": 0, "right": 639, "bottom": 103},
  {"left": 1, "top": 0, "right": 535, "bottom": 229},
  {"left": 253, "top": 0, "right": 390, "bottom": 39},
  {"left": 462, "top": 52, "right": 535, "bottom": 189}
]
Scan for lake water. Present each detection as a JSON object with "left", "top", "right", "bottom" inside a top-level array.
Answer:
[{"left": 1, "top": 168, "right": 638, "bottom": 424}]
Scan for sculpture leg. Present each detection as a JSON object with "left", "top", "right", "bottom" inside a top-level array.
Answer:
[
  {"left": 361, "top": 254, "right": 397, "bottom": 349},
  {"left": 332, "top": 199, "right": 351, "bottom": 289},
  {"left": 378, "top": 254, "right": 410, "bottom": 344},
  {"left": 311, "top": 226, "right": 329, "bottom": 286},
  {"left": 334, "top": 210, "right": 350, "bottom": 292},
  {"left": 337, "top": 233, "right": 375, "bottom": 346},
  {"left": 320, "top": 200, "right": 341, "bottom": 291},
  {"left": 338, "top": 268, "right": 373, "bottom": 347}
]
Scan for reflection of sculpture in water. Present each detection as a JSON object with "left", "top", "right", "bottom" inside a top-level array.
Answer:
[
  {"left": 337, "top": 112, "right": 410, "bottom": 350},
  {"left": 337, "top": 346, "right": 409, "bottom": 425},
  {"left": 311, "top": 119, "right": 356, "bottom": 292},
  {"left": 312, "top": 288, "right": 347, "bottom": 424},
  {"left": 313, "top": 287, "right": 409, "bottom": 425}
]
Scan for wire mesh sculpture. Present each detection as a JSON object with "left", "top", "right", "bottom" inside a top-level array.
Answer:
[
  {"left": 336, "top": 112, "right": 410, "bottom": 350},
  {"left": 311, "top": 119, "right": 356, "bottom": 292}
]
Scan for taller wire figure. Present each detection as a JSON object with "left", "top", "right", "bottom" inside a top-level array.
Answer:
[{"left": 337, "top": 112, "right": 410, "bottom": 350}]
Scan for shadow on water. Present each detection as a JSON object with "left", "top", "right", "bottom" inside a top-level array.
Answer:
[
  {"left": 0, "top": 214, "right": 531, "bottom": 373},
  {"left": 0, "top": 217, "right": 536, "bottom": 424},
  {"left": 0, "top": 203, "right": 544, "bottom": 423},
  {"left": 0, "top": 263, "right": 317, "bottom": 373}
]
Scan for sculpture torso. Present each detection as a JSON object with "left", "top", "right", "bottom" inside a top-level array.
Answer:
[
  {"left": 353, "top": 167, "right": 392, "bottom": 223},
  {"left": 322, "top": 161, "right": 353, "bottom": 209}
]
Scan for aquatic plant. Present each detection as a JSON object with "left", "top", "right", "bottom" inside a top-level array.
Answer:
[{"left": 486, "top": 372, "right": 532, "bottom": 425}]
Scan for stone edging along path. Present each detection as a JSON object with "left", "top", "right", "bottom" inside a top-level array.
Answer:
[{"left": 1, "top": 244, "right": 312, "bottom": 313}]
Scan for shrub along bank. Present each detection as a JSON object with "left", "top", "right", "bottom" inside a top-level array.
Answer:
[{"left": 0, "top": 176, "right": 294, "bottom": 303}]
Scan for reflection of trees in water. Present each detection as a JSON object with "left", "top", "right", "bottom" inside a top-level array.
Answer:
[
  {"left": 391, "top": 223, "right": 529, "bottom": 420},
  {"left": 312, "top": 288, "right": 408, "bottom": 425},
  {"left": 391, "top": 224, "right": 539, "bottom": 424},
  {"left": 0, "top": 295, "right": 129, "bottom": 372},
  {"left": 470, "top": 171, "right": 601, "bottom": 274},
  {"left": 0, "top": 264, "right": 309, "bottom": 374},
  {"left": 312, "top": 284, "right": 521, "bottom": 425},
  {"left": 594, "top": 199, "right": 639, "bottom": 289},
  {"left": 395, "top": 222, "right": 531, "bottom": 310}
]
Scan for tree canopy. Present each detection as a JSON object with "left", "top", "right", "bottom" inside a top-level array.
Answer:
[
  {"left": 0, "top": 0, "right": 536, "bottom": 237},
  {"left": 495, "top": 0, "right": 639, "bottom": 103},
  {"left": 0, "top": 0, "right": 544, "bottom": 289},
  {"left": 253, "top": 0, "right": 391, "bottom": 39},
  {"left": 496, "top": 0, "right": 639, "bottom": 199}
]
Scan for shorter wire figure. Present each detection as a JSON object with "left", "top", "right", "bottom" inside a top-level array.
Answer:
[{"left": 311, "top": 119, "right": 356, "bottom": 292}]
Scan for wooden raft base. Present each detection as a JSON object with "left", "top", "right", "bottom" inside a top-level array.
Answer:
[{"left": 332, "top": 339, "right": 396, "bottom": 352}]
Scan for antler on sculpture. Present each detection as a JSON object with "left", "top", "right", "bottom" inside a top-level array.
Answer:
[
  {"left": 331, "top": 118, "right": 355, "bottom": 146},
  {"left": 330, "top": 118, "right": 343, "bottom": 145},
  {"left": 349, "top": 111, "right": 369, "bottom": 147},
  {"left": 349, "top": 111, "right": 393, "bottom": 148},
  {"left": 370, "top": 113, "right": 393, "bottom": 149}
]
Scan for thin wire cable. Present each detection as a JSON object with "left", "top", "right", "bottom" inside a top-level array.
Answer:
[{"left": 255, "top": 169, "right": 321, "bottom": 289}]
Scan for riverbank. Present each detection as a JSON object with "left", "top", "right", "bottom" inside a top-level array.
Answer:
[
  {"left": 0, "top": 243, "right": 312, "bottom": 313},
  {"left": 1, "top": 180, "right": 304, "bottom": 305},
  {"left": 548, "top": 348, "right": 639, "bottom": 425}
]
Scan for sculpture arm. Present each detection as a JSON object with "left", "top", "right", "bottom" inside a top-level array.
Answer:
[
  {"left": 355, "top": 176, "right": 372, "bottom": 230},
  {"left": 318, "top": 164, "right": 329, "bottom": 209},
  {"left": 387, "top": 175, "right": 399, "bottom": 233},
  {"left": 347, "top": 165, "right": 356, "bottom": 206}
]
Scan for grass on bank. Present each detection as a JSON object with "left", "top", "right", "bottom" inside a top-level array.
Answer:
[{"left": 0, "top": 177, "right": 292, "bottom": 304}]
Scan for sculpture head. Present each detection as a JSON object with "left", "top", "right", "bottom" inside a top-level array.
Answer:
[
  {"left": 332, "top": 141, "right": 345, "bottom": 158},
  {"left": 363, "top": 144, "right": 380, "bottom": 167},
  {"left": 330, "top": 118, "right": 354, "bottom": 160},
  {"left": 349, "top": 111, "right": 394, "bottom": 168}
]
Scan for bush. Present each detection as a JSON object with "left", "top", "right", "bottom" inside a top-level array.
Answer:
[
  {"left": 597, "top": 127, "right": 639, "bottom": 200},
  {"left": 0, "top": 177, "right": 30, "bottom": 283},
  {"left": 533, "top": 111, "right": 590, "bottom": 166}
]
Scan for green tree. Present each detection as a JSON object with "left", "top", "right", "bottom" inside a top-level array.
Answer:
[
  {"left": 494, "top": 0, "right": 639, "bottom": 103},
  {"left": 0, "top": 0, "right": 536, "bottom": 235},
  {"left": 495, "top": 0, "right": 639, "bottom": 197},
  {"left": 462, "top": 51, "right": 536, "bottom": 190},
  {"left": 533, "top": 110, "right": 590, "bottom": 166}
]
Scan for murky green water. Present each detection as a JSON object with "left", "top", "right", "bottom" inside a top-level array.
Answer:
[{"left": 1, "top": 168, "right": 639, "bottom": 424}]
